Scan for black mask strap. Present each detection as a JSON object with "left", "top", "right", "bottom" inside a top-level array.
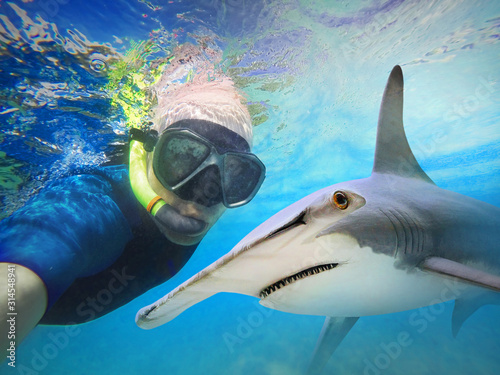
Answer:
[{"left": 129, "top": 128, "right": 159, "bottom": 152}]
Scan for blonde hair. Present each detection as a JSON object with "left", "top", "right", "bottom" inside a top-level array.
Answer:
[{"left": 150, "top": 44, "right": 253, "bottom": 147}]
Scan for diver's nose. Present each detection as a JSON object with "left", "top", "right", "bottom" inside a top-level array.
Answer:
[{"left": 176, "top": 165, "right": 224, "bottom": 207}]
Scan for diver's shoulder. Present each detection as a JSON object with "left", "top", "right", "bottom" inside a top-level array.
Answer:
[{"left": 92, "top": 164, "right": 129, "bottom": 184}]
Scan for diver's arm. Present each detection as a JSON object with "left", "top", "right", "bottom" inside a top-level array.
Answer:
[
  {"left": 0, "top": 263, "right": 47, "bottom": 355},
  {"left": 0, "top": 172, "right": 133, "bottom": 343}
]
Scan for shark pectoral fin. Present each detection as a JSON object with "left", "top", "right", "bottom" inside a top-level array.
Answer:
[
  {"left": 421, "top": 257, "right": 500, "bottom": 291},
  {"left": 452, "top": 292, "right": 500, "bottom": 337},
  {"left": 306, "top": 316, "right": 359, "bottom": 375},
  {"left": 421, "top": 257, "right": 500, "bottom": 337}
]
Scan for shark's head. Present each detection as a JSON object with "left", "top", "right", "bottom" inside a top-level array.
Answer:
[
  {"left": 245, "top": 176, "right": 422, "bottom": 317},
  {"left": 240, "top": 184, "right": 367, "bottom": 290},
  {"left": 136, "top": 66, "right": 441, "bottom": 329},
  {"left": 238, "top": 181, "right": 379, "bottom": 316}
]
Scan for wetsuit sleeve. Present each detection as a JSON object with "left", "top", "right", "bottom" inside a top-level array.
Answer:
[{"left": 0, "top": 174, "right": 133, "bottom": 309}]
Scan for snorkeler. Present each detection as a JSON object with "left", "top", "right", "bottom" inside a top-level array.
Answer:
[{"left": 0, "top": 44, "right": 265, "bottom": 351}]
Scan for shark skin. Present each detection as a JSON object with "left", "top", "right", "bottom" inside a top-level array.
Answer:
[{"left": 136, "top": 66, "right": 500, "bottom": 373}]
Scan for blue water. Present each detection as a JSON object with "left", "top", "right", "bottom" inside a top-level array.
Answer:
[{"left": 1, "top": 0, "right": 499, "bottom": 374}]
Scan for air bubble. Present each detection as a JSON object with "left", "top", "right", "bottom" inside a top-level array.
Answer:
[{"left": 89, "top": 53, "right": 108, "bottom": 73}]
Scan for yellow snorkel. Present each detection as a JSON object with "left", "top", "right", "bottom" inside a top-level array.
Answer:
[
  {"left": 104, "top": 40, "right": 171, "bottom": 216},
  {"left": 129, "top": 133, "right": 166, "bottom": 216}
]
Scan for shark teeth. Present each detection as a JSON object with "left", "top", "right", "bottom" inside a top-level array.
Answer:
[{"left": 259, "top": 263, "right": 338, "bottom": 299}]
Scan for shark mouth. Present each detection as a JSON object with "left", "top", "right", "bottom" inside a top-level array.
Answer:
[{"left": 259, "top": 263, "right": 339, "bottom": 299}]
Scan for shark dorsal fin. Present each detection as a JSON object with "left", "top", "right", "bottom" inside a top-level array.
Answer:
[{"left": 372, "top": 65, "right": 434, "bottom": 184}]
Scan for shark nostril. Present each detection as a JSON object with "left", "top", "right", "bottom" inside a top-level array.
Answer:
[
  {"left": 267, "top": 210, "right": 307, "bottom": 239},
  {"left": 142, "top": 305, "right": 156, "bottom": 317},
  {"left": 260, "top": 263, "right": 338, "bottom": 299}
]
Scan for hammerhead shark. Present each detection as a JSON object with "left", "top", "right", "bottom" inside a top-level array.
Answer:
[{"left": 136, "top": 66, "right": 500, "bottom": 373}]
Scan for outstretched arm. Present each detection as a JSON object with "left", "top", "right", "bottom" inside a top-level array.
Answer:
[
  {"left": 0, "top": 172, "right": 133, "bottom": 352},
  {"left": 0, "top": 263, "right": 47, "bottom": 356}
]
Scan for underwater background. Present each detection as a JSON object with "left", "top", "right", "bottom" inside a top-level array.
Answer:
[{"left": 0, "top": 0, "right": 499, "bottom": 374}]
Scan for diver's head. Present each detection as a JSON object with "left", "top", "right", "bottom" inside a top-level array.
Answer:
[
  {"left": 145, "top": 118, "right": 264, "bottom": 245},
  {"left": 137, "top": 78, "right": 265, "bottom": 245},
  {"left": 129, "top": 43, "right": 265, "bottom": 245}
]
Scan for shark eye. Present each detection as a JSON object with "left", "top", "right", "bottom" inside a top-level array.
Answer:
[{"left": 332, "top": 191, "right": 349, "bottom": 210}]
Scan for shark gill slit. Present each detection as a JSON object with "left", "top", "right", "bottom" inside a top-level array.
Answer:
[
  {"left": 382, "top": 209, "right": 412, "bottom": 256},
  {"left": 418, "top": 217, "right": 425, "bottom": 253},
  {"left": 398, "top": 210, "right": 424, "bottom": 255},
  {"left": 386, "top": 210, "right": 420, "bottom": 254},
  {"left": 413, "top": 212, "right": 424, "bottom": 254},
  {"left": 386, "top": 209, "right": 411, "bottom": 255},
  {"left": 389, "top": 209, "right": 425, "bottom": 255},
  {"left": 398, "top": 210, "right": 414, "bottom": 254},
  {"left": 380, "top": 209, "right": 400, "bottom": 257},
  {"left": 389, "top": 210, "right": 404, "bottom": 254},
  {"left": 259, "top": 263, "right": 339, "bottom": 299}
]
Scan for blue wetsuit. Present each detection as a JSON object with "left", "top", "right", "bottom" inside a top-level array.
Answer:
[{"left": 0, "top": 165, "right": 197, "bottom": 325}]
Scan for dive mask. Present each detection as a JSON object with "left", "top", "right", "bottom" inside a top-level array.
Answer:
[{"left": 130, "top": 120, "right": 265, "bottom": 208}]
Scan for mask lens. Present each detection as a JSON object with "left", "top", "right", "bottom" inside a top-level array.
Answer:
[
  {"left": 157, "top": 135, "right": 210, "bottom": 187},
  {"left": 223, "top": 154, "right": 264, "bottom": 206}
]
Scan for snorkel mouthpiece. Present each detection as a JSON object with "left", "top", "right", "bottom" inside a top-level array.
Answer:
[{"left": 154, "top": 204, "right": 207, "bottom": 236}]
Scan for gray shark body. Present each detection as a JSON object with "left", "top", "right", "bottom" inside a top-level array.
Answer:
[{"left": 136, "top": 66, "right": 500, "bottom": 373}]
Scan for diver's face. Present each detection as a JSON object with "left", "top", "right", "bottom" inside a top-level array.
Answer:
[{"left": 147, "top": 161, "right": 226, "bottom": 246}]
